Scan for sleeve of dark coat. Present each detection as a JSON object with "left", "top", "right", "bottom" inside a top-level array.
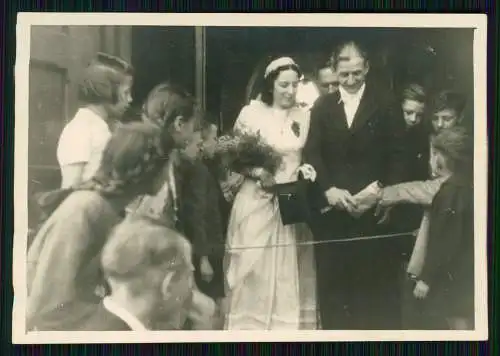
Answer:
[
  {"left": 380, "top": 102, "right": 408, "bottom": 186},
  {"left": 418, "top": 179, "right": 474, "bottom": 287},
  {"left": 180, "top": 162, "right": 212, "bottom": 257},
  {"left": 204, "top": 172, "right": 225, "bottom": 257},
  {"left": 303, "top": 97, "right": 334, "bottom": 192}
]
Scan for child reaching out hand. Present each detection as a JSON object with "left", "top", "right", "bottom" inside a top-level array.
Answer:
[{"left": 412, "top": 126, "right": 474, "bottom": 330}]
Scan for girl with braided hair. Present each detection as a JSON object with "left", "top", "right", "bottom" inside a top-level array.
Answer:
[{"left": 125, "top": 82, "right": 202, "bottom": 230}]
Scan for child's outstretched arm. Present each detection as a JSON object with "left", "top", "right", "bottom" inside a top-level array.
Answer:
[{"left": 379, "top": 176, "right": 447, "bottom": 207}]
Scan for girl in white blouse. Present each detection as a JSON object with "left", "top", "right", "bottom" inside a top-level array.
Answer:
[{"left": 57, "top": 52, "right": 134, "bottom": 188}]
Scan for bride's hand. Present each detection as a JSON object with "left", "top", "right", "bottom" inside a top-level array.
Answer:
[
  {"left": 298, "top": 164, "right": 317, "bottom": 182},
  {"left": 257, "top": 170, "right": 276, "bottom": 190}
]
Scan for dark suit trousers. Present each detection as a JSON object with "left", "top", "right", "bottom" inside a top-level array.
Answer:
[
  {"left": 308, "top": 207, "right": 406, "bottom": 330},
  {"left": 193, "top": 254, "right": 226, "bottom": 300}
]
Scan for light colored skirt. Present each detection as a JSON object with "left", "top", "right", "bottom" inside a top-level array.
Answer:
[{"left": 223, "top": 180, "right": 318, "bottom": 330}]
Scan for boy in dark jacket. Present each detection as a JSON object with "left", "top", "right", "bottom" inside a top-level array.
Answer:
[
  {"left": 388, "top": 84, "right": 431, "bottom": 233},
  {"left": 179, "top": 120, "right": 229, "bottom": 304}
]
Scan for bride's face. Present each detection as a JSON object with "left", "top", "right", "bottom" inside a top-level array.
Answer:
[{"left": 273, "top": 69, "right": 299, "bottom": 109}]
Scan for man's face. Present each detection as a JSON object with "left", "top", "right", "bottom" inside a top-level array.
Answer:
[
  {"left": 432, "top": 109, "right": 460, "bottom": 133},
  {"left": 317, "top": 67, "right": 339, "bottom": 95},
  {"left": 336, "top": 57, "right": 368, "bottom": 94}
]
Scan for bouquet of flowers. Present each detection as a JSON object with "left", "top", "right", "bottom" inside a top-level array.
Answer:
[
  {"left": 213, "top": 127, "right": 282, "bottom": 201},
  {"left": 214, "top": 128, "right": 283, "bottom": 176}
]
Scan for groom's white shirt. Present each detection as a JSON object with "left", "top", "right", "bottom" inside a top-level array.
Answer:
[{"left": 338, "top": 83, "right": 366, "bottom": 128}]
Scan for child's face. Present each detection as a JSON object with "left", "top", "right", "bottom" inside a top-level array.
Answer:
[
  {"left": 432, "top": 109, "right": 460, "bottom": 133},
  {"left": 166, "top": 246, "right": 194, "bottom": 305},
  {"left": 181, "top": 131, "right": 203, "bottom": 161},
  {"left": 202, "top": 125, "right": 218, "bottom": 158},
  {"left": 159, "top": 239, "right": 195, "bottom": 324},
  {"left": 317, "top": 67, "right": 339, "bottom": 95},
  {"left": 108, "top": 75, "right": 134, "bottom": 119},
  {"left": 402, "top": 99, "right": 425, "bottom": 128},
  {"left": 173, "top": 115, "right": 199, "bottom": 149}
]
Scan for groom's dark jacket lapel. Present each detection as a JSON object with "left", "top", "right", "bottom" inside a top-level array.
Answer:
[{"left": 304, "top": 83, "right": 405, "bottom": 196}]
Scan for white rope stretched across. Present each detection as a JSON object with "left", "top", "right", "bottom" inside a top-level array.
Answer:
[{"left": 225, "top": 230, "right": 415, "bottom": 252}]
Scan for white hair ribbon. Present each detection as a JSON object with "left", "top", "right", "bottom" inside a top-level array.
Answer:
[{"left": 264, "top": 57, "right": 298, "bottom": 78}]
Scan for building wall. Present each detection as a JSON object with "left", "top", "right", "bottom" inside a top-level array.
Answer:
[{"left": 28, "top": 25, "right": 131, "bottom": 228}]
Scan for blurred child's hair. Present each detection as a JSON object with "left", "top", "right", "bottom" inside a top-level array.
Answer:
[
  {"left": 431, "top": 126, "right": 473, "bottom": 176},
  {"left": 141, "top": 82, "right": 201, "bottom": 151},
  {"left": 402, "top": 83, "right": 426, "bottom": 104},
  {"left": 102, "top": 217, "right": 192, "bottom": 296},
  {"left": 430, "top": 89, "right": 467, "bottom": 118},
  {"left": 329, "top": 40, "right": 369, "bottom": 70},
  {"left": 90, "top": 121, "right": 167, "bottom": 196},
  {"left": 142, "top": 82, "right": 199, "bottom": 129},
  {"left": 78, "top": 52, "right": 134, "bottom": 105}
]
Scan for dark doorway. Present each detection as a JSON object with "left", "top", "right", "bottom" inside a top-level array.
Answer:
[
  {"left": 131, "top": 26, "right": 196, "bottom": 114},
  {"left": 206, "top": 27, "right": 474, "bottom": 131},
  {"left": 130, "top": 27, "right": 474, "bottom": 132}
]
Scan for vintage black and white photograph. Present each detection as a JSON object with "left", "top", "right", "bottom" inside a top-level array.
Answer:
[{"left": 13, "top": 13, "right": 488, "bottom": 343}]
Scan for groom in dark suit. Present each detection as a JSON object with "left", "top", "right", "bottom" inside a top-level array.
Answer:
[{"left": 304, "top": 41, "right": 406, "bottom": 329}]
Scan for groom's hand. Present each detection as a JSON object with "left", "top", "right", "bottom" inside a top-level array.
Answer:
[
  {"left": 375, "top": 205, "right": 392, "bottom": 224},
  {"left": 325, "top": 187, "right": 357, "bottom": 212}
]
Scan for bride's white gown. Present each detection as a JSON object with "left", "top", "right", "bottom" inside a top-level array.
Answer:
[{"left": 224, "top": 100, "right": 318, "bottom": 330}]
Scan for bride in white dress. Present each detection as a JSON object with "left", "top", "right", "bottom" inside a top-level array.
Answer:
[{"left": 224, "top": 57, "right": 318, "bottom": 330}]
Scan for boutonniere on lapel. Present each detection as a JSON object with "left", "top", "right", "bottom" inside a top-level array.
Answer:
[{"left": 291, "top": 121, "right": 300, "bottom": 137}]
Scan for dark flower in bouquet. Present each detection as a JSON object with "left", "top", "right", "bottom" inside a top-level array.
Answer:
[{"left": 213, "top": 128, "right": 282, "bottom": 175}]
